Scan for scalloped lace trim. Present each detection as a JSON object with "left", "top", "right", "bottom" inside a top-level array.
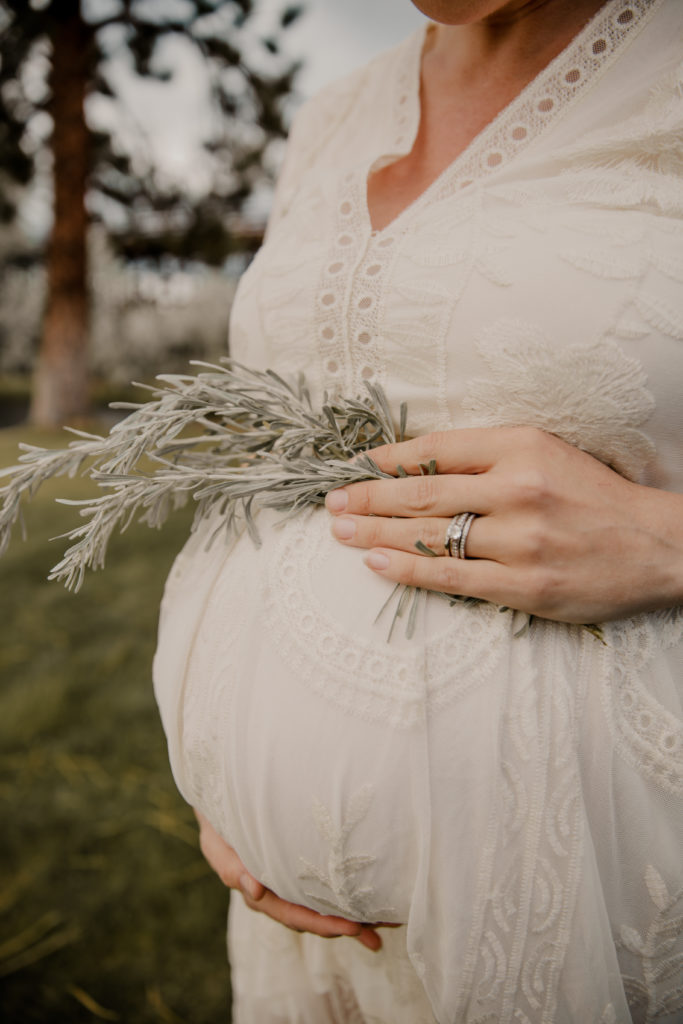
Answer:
[{"left": 265, "top": 510, "right": 509, "bottom": 728}]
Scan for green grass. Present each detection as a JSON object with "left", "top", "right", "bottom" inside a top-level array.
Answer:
[{"left": 0, "top": 427, "right": 232, "bottom": 1023}]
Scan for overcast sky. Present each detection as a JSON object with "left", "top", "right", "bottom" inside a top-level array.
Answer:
[
  {"left": 97, "top": 0, "right": 427, "bottom": 192},
  {"left": 276, "top": 0, "right": 426, "bottom": 97}
]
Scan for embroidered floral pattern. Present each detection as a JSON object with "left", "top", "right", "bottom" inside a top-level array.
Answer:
[
  {"left": 298, "top": 785, "right": 397, "bottom": 922},
  {"left": 618, "top": 865, "right": 683, "bottom": 1023},
  {"left": 463, "top": 319, "right": 656, "bottom": 480},
  {"left": 600, "top": 609, "right": 683, "bottom": 797}
]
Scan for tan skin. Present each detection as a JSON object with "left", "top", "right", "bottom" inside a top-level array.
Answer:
[
  {"left": 368, "top": 0, "right": 607, "bottom": 232},
  {"left": 196, "top": 0, "right": 683, "bottom": 948}
]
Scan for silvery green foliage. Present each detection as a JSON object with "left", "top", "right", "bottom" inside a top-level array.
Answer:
[
  {"left": 0, "top": 361, "right": 403, "bottom": 592},
  {"left": 0, "top": 361, "right": 603, "bottom": 642}
]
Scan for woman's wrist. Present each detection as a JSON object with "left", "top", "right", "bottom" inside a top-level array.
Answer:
[{"left": 631, "top": 482, "right": 683, "bottom": 610}]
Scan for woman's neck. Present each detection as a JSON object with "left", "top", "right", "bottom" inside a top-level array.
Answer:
[{"left": 427, "top": 0, "right": 607, "bottom": 90}]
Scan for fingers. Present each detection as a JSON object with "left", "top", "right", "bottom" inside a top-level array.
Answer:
[
  {"left": 239, "top": 872, "right": 266, "bottom": 901},
  {"left": 240, "top": 889, "right": 383, "bottom": 946},
  {"left": 331, "top": 512, "right": 449, "bottom": 554},
  {"left": 195, "top": 812, "right": 393, "bottom": 952},
  {"left": 360, "top": 426, "right": 540, "bottom": 476},
  {"left": 195, "top": 813, "right": 390, "bottom": 951},
  {"left": 362, "top": 545, "right": 514, "bottom": 606},
  {"left": 355, "top": 928, "right": 383, "bottom": 951},
  {"left": 327, "top": 428, "right": 548, "bottom": 520},
  {"left": 330, "top": 511, "right": 500, "bottom": 560},
  {"left": 326, "top": 472, "right": 495, "bottom": 519},
  {"left": 195, "top": 812, "right": 268, "bottom": 903}
]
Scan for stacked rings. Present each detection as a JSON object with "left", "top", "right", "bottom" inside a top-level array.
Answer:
[{"left": 444, "top": 512, "right": 477, "bottom": 559}]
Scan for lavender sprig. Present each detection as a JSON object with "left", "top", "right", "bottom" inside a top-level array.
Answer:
[
  {"left": 0, "top": 361, "right": 399, "bottom": 591},
  {"left": 0, "top": 360, "right": 603, "bottom": 642}
]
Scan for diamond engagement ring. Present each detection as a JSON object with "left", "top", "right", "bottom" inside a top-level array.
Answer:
[{"left": 444, "top": 512, "right": 477, "bottom": 558}]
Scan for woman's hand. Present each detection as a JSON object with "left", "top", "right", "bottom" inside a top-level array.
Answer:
[
  {"left": 194, "top": 810, "right": 388, "bottom": 951},
  {"left": 325, "top": 426, "right": 683, "bottom": 624}
]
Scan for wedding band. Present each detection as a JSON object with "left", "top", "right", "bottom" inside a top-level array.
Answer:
[
  {"left": 444, "top": 512, "right": 477, "bottom": 558},
  {"left": 458, "top": 512, "right": 476, "bottom": 559}
]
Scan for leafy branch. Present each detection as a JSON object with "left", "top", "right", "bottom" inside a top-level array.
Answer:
[
  {"left": 0, "top": 360, "right": 603, "bottom": 642},
  {"left": 0, "top": 361, "right": 399, "bottom": 591}
]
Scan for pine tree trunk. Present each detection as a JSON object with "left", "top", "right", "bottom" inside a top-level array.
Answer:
[{"left": 30, "top": 0, "right": 91, "bottom": 427}]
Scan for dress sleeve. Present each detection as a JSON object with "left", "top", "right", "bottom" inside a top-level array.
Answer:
[{"left": 263, "top": 103, "right": 311, "bottom": 240}]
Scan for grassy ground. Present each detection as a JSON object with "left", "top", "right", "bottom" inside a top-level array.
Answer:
[{"left": 0, "top": 427, "right": 232, "bottom": 1023}]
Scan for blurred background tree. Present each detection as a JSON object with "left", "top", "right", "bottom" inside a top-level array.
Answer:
[{"left": 0, "top": 0, "right": 302, "bottom": 427}]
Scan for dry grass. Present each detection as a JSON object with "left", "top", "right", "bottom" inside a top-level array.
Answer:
[{"left": 0, "top": 426, "right": 231, "bottom": 1023}]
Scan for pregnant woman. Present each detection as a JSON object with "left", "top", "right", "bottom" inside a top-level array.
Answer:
[{"left": 152, "top": 0, "right": 683, "bottom": 1020}]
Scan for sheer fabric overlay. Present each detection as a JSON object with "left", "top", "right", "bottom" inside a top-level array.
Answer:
[{"left": 153, "top": 1, "right": 683, "bottom": 1021}]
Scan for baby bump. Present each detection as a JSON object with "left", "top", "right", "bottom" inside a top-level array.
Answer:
[{"left": 164, "top": 507, "right": 512, "bottom": 919}]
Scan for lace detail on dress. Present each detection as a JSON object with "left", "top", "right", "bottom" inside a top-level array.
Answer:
[
  {"left": 622, "top": 293, "right": 683, "bottom": 343},
  {"left": 265, "top": 510, "right": 508, "bottom": 728},
  {"left": 600, "top": 610, "right": 683, "bottom": 796},
  {"left": 313, "top": 173, "right": 403, "bottom": 399},
  {"left": 463, "top": 319, "right": 656, "bottom": 480},
  {"left": 298, "top": 785, "right": 398, "bottom": 922},
  {"left": 457, "top": 623, "right": 585, "bottom": 1023},
  {"left": 410, "top": 0, "right": 660, "bottom": 213},
  {"left": 618, "top": 865, "right": 683, "bottom": 1023},
  {"left": 561, "top": 53, "right": 683, "bottom": 217}
]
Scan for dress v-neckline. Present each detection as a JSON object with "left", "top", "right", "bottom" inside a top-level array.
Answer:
[{"left": 364, "top": 0, "right": 660, "bottom": 238}]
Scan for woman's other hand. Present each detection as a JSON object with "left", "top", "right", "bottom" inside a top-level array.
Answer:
[
  {"left": 194, "top": 810, "right": 388, "bottom": 951},
  {"left": 325, "top": 427, "right": 683, "bottom": 624}
]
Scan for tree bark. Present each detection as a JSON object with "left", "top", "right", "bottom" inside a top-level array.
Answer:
[{"left": 30, "top": 0, "right": 91, "bottom": 427}]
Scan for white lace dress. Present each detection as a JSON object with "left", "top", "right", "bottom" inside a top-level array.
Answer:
[{"left": 153, "top": 1, "right": 683, "bottom": 1021}]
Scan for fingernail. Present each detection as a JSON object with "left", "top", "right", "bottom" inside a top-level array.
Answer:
[
  {"left": 332, "top": 517, "right": 356, "bottom": 540},
  {"left": 239, "top": 873, "right": 260, "bottom": 900},
  {"left": 325, "top": 489, "right": 348, "bottom": 513},
  {"left": 365, "top": 552, "right": 390, "bottom": 570}
]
